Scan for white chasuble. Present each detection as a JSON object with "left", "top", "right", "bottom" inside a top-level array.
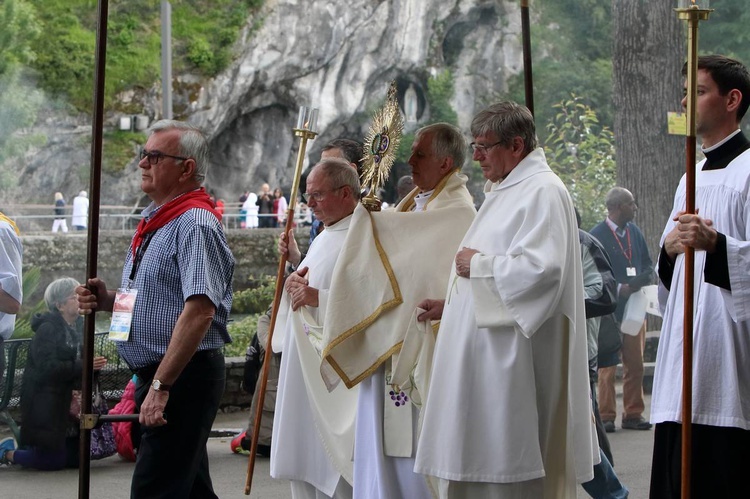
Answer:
[
  {"left": 652, "top": 149, "right": 750, "bottom": 429},
  {"left": 271, "top": 215, "right": 359, "bottom": 495},
  {"left": 414, "top": 149, "right": 596, "bottom": 498}
]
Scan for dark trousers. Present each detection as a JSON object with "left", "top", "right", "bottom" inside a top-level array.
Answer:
[
  {"left": 132, "top": 350, "right": 225, "bottom": 499},
  {"left": 13, "top": 440, "right": 76, "bottom": 470},
  {"left": 650, "top": 422, "right": 750, "bottom": 499},
  {"left": 590, "top": 377, "right": 614, "bottom": 466}
]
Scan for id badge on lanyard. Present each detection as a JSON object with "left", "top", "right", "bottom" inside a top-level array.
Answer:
[
  {"left": 109, "top": 287, "right": 138, "bottom": 341},
  {"left": 109, "top": 232, "right": 152, "bottom": 341}
]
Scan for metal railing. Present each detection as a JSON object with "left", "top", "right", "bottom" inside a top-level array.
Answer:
[{"left": 2, "top": 203, "right": 304, "bottom": 234}]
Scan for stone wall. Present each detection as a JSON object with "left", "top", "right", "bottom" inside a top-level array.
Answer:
[
  {"left": 19, "top": 227, "right": 310, "bottom": 305},
  {"left": 222, "top": 356, "right": 253, "bottom": 408}
]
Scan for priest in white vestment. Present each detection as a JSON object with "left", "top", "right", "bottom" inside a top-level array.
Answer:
[
  {"left": 414, "top": 102, "right": 597, "bottom": 499},
  {"left": 270, "top": 159, "right": 361, "bottom": 499},
  {"left": 320, "top": 123, "right": 476, "bottom": 498},
  {"left": 650, "top": 55, "right": 750, "bottom": 498}
]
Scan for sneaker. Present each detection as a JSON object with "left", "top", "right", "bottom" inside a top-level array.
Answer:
[
  {"left": 0, "top": 437, "right": 17, "bottom": 465},
  {"left": 230, "top": 431, "right": 249, "bottom": 455},
  {"left": 603, "top": 420, "right": 616, "bottom": 433},
  {"left": 621, "top": 416, "right": 652, "bottom": 430}
]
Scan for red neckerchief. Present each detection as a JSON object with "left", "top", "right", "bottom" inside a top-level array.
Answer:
[{"left": 131, "top": 188, "right": 220, "bottom": 257}]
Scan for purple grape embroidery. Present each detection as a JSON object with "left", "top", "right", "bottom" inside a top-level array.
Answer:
[{"left": 390, "top": 389, "right": 408, "bottom": 407}]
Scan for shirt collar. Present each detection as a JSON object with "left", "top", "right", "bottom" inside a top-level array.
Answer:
[
  {"left": 606, "top": 217, "right": 626, "bottom": 236},
  {"left": 702, "top": 129, "right": 741, "bottom": 153}
]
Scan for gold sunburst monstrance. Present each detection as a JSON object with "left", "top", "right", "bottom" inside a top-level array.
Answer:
[{"left": 360, "top": 81, "right": 404, "bottom": 211}]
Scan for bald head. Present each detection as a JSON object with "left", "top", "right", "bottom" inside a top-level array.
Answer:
[{"left": 605, "top": 187, "right": 637, "bottom": 226}]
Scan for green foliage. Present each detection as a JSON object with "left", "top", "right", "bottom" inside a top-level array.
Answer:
[
  {"left": 102, "top": 130, "right": 146, "bottom": 173},
  {"left": 0, "top": 0, "right": 44, "bottom": 167},
  {"left": 0, "top": 0, "right": 40, "bottom": 74},
  {"left": 536, "top": 0, "right": 612, "bottom": 61},
  {"left": 0, "top": 69, "right": 44, "bottom": 159},
  {"left": 0, "top": 132, "right": 46, "bottom": 166},
  {"left": 701, "top": 0, "right": 750, "bottom": 61},
  {"left": 426, "top": 70, "right": 458, "bottom": 125},
  {"left": 395, "top": 131, "right": 415, "bottom": 164},
  {"left": 30, "top": 13, "right": 95, "bottom": 111},
  {"left": 225, "top": 313, "right": 259, "bottom": 357},
  {"left": 543, "top": 96, "right": 616, "bottom": 231},
  {"left": 492, "top": 0, "right": 614, "bottom": 146},
  {"left": 12, "top": 266, "right": 46, "bottom": 340},
  {"left": 186, "top": 37, "right": 215, "bottom": 74},
  {"left": 24, "top": 0, "right": 263, "bottom": 112},
  {"left": 232, "top": 275, "right": 275, "bottom": 315},
  {"left": 506, "top": 58, "right": 613, "bottom": 145},
  {"left": 170, "top": 0, "right": 259, "bottom": 77},
  {"left": 396, "top": 70, "right": 458, "bottom": 163}
]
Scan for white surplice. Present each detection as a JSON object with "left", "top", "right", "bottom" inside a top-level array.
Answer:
[
  {"left": 652, "top": 149, "right": 750, "bottom": 429},
  {"left": 271, "top": 215, "right": 359, "bottom": 497},
  {"left": 414, "top": 149, "right": 596, "bottom": 498}
]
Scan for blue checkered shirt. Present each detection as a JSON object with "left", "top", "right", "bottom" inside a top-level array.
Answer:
[{"left": 116, "top": 205, "right": 235, "bottom": 370}]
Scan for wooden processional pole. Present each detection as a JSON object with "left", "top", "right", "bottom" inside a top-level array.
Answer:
[
  {"left": 244, "top": 108, "right": 318, "bottom": 495},
  {"left": 520, "top": 0, "right": 534, "bottom": 116},
  {"left": 674, "top": 3, "right": 711, "bottom": 498},
  {"left": 78, "top": 0, "right": 109, "bottom": 497}
]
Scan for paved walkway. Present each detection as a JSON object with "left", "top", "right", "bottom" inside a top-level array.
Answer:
[{"left": 1, "top": 392, "right": 655, "bottom": 498}]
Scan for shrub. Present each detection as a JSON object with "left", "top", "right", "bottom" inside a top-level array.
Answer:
[
  {"left": 543, "top": 95, "right": 616, "bottom": 230},
  {"left": 232, "top": 275, "right": 275, "bottom": 315},
  {"left": 12, "top": 266, "right": 45, "bottom": 340},
  {"left": 225, "top": 313, "right": 260, "bottom": 357}
]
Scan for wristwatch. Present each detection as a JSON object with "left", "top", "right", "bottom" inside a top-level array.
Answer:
[{"left": 151, "top": 379, "right": 172, "bottom": 392}]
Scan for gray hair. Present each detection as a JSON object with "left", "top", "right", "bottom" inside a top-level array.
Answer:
[
  {"left": 415, "top": 122, "right": 466, "bottom": 169},
  {"left": 605, "top": 187, "right": 633, "bottom": 211},
  {"left": 148, "top": 120, "right": 210, "bottom": 184},
  {"left": 470, "top": 101, "right": 537, "bottom": 154},
  {"left": 311, "top": 158, "right": 361, "bottom": 200},
  {"left": 44, "top": 277, "right": 80, "bottom": 311}
]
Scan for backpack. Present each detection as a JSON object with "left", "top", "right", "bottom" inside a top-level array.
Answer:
[{"left": 243, "top": 333, "right": 264, "bottom": 395}]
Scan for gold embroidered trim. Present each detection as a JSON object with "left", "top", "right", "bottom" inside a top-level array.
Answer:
[
  {"left": 326, "top": 340, "right": 405, "bottom": 389},
  {"left": 398, "top": 169, "right": 458, "bottom": 213},
  {"left": 320, "top": 209, "right": 403, "bottom": 383},
  {"left": 0, "top": 213, "right": 20, "bottom": 235}
]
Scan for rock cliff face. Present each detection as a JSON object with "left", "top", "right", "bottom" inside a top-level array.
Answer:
[{"left": 16, "top": 0, "right": 523, "bottom": 206}]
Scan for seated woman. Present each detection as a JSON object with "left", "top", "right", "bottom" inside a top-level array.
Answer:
[{"left": 0, "top": 277, "right": 106, "bottom": 469}]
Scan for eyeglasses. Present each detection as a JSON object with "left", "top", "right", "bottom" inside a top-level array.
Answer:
[
  {"left": 470, "top": 141, "right": 503, "bottom": 155},
  {"left": 139, "top": 148, "right": 189, "bottom": 166},
  {"left": 302, "top": 185, "right": 346, "bottom": 204}
]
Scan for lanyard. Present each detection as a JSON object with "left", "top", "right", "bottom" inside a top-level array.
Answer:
[
  {"left": 128, "top": 232, "right": 155, "bottom": 284},
  {"left": 608, "top": 225, "right": 633, "bottom": 265}
]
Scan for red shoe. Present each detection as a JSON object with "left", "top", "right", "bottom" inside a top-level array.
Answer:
[{"left": 230, "top": 431, "right": 249, "bottom": 454}]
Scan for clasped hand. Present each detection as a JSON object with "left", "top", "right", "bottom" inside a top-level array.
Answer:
[
  {"left": 285, "top": 267, "right": 319, "bottom": 311},
  {"left": 664, "top": 210, "right": 717, "bottom": 259}
]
